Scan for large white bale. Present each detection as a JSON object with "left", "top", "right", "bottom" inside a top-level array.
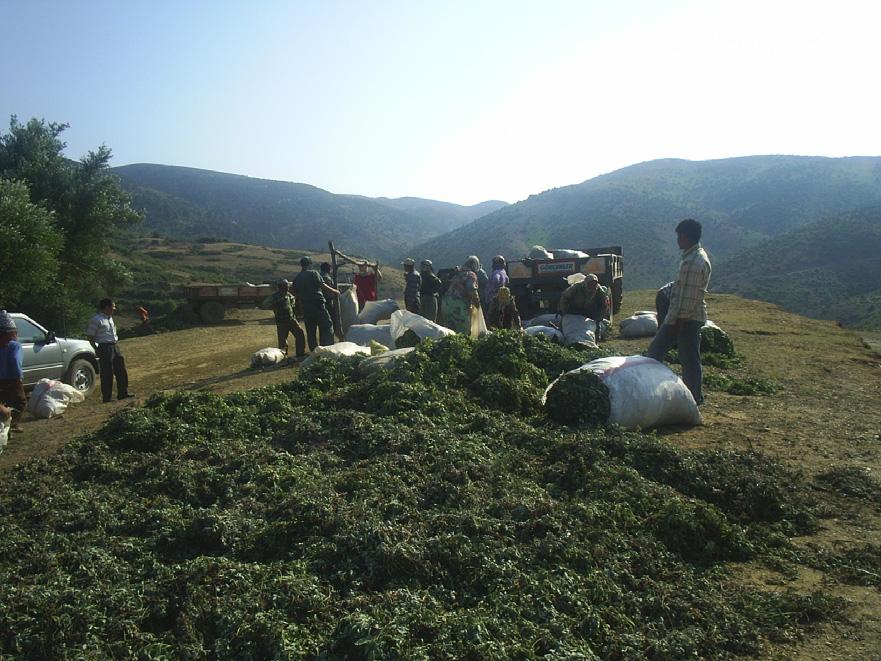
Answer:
[
  {"left": 251, "top": 347, "right": 286, "bottom": 368},
  {"left": 619, "top": 313, "right": 659, "bottom": 338},
  {"left": 339, "top": 287, "right": 360, "bottom": 333},
  {"left": 563, "top": 355, "right": 701, "bottom": 429},
  {"left": 560, "top": 315, "right": 597, "bottom": 346},
  {"left": 359, "top": 299, "right": 399, "bottom": 325},
  {"left": 26, "top": 379, "right": 85, "bottom": 419},
  {"left": 389, "top": 310, "right": 456, "bottom": 342},
  {"left": 345, "top": 324, "right": 394, "bottom": 348}
]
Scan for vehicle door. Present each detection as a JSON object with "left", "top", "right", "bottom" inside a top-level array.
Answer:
[{"left": 14, "top": 318, "right": 65, "bottom": 386}]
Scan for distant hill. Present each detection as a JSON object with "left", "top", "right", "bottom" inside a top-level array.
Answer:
[
  {"left": 113, "top": 164, "right": 505, "bottom": 262},
  {"left": 409, "top": 156, "right": 881, "bottom": 288},
  {"left": 713, "top": 206, "right": 881, "bottom": 329},
  {"left": 347, "top": 196, "right": 508, "bottom": 236}
]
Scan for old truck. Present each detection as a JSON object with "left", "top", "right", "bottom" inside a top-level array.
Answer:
[
  {"left": 180, "top": 283, "right": 275, "bottom": 323},
  {"left": 507, "top": 246, "right": 624, "bottom": 320}
]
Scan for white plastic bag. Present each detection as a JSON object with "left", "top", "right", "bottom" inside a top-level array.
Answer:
[
  {"left": 528, "top": 245, "right": 554, "bottom": 260},
  {"left": 525, "top": 325, "right": 564, "bottom": 342},
  {"left": 470, "top": 305, "right": 488, "bottom": 338},
  {"left": 251, "top": 347, "right": 286, "bottom": 368},
  {"left": 389, "top": 310, "right": 456, "bottom": 343},
  {"left": 553, "top": 248, "right": 589, "bottom": 259},
  {"left": 339, "top": 287, "right": 360, "bottom": 333},
  {"left": 345, "top": 324, "right": 394, "bottom": 348},
  {"left": 26, "top": 378, "right": 85, "bottom": 419},
  {"left": 525, "top": 313, "right": 559, "bottom": 328},
  {"left": 548, "top": 355, "right": 701, "bottom": 430},
  {"left": 619, "top": 313, "right": 659, "bottom": 338},
  {"left": 359, "top": 299, "right": 399, "bottom": 325},
  {"left": 560, "top": 315, "right": 597, "bottom": 346},
  {"left": 357, "top": 347, "right": 416, "bottom": 376},
  {"left": 300, "top": 342, "right": 371, "bottom": 367},
  {"left": 0, "top": 419, "right": 9, "bottom": 455}
]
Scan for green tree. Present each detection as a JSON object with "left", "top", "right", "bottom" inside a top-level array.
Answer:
[
  {"left": 0, "top": 178, "right": 62, "bottom": 304},
  {"left": 0, "top": 116, "right": 142, "bottom": 329}
]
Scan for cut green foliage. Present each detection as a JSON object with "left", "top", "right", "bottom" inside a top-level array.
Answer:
[
  {"left": 0, "top": 333, "right": 843, "bottom": 657},
  {"left": 544, "top": 371, "right": 611, "bottom": 427},
  {"left": 704, "top": 372, "right": 778, "bottom": 396},
  {"left": 815, "top": 465, "right": 881, "bottom": 504}
]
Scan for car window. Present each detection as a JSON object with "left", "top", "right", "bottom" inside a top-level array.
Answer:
[{"left": 13, "top": 318, "right": 46, "bottom": 343}]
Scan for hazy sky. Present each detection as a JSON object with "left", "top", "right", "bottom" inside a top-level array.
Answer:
[{"left": 3, "top": 0, "right": 879, "bottom": 204}]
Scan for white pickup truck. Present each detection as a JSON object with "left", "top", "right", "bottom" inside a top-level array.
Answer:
[{"left": 11, "top": 313, "right": 98, "bottom": 395}]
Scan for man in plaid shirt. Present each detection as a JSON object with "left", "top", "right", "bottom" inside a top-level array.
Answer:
[{"left": 647, "top": 219, "right": 711, "bottom": 404}]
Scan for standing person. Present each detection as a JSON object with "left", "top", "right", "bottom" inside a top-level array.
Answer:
[
  {"left": 0, "top": 310, "right": 26, "bottom": 434},
  {"left": 443, "top": 257, "right": 481, "bottom": 335},
  {"left": 320, "top": 262, "right": 343, "bottom": 340},
  {"left": 419, "top": 259, "right": 442, "bottom": 322},
  {"left": 474, "top": 258, "right": 489, "bottom": 312},
  {"left": 486, "top": 286, "right": 522, "bottom": 330},
  {"left": 261, "top": 279, "right": 306, "bottom": 359},
  {"left": 646, "top": 218, "right": 712, "bottom": 405},
  {"left": 486, "top": 255, "right": 509, "bottom": 306},
  {"left": 353, "top": 261, "right": 382, "bottom": 311},
  {"left": 86, "top": 299, "right": 134, "bottom": 403},
  {"left": 402, "top": 258, "right": 422, "bottom": 314},
  {"left": 294, "top": 256, "right": 340, "bottom": 350}
]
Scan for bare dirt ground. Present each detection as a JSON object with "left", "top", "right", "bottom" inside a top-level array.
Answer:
[{"left": 3, "top": 294, "right": 881, "bottom": 659}]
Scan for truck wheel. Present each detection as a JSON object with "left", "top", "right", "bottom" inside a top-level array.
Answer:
[
  {"left": 612, "top": 280, "right": 623, "bottom": 315},
  {"left": 199, "top": 301, "right": 226, "bottom": 324},
  {"left": 180, "top": 303, "right": 200, "bottom": 323},
  {"left": 65, "top": 358, "right": 97, "bottom": 395}
]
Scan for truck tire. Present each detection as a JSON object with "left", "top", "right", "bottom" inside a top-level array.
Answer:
[
  {"left": 180, "top": 303, "right": 200, "bottom": 323},
  {"left": 199, "top": 301, "right": 226, "bottom": 324},
  {"left": 65, "top": 358, "right": 97, "bottom": 396},
  {"left": 612, "top": 279, "right": 623, "bottom": 315}
]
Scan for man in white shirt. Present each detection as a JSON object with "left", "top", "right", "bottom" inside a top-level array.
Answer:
[{"left": 86, "top": 298, "right": 134, "bottom": 403}]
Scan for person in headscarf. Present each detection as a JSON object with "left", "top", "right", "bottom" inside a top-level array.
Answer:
[
  {"left": 473, "top": 256, "right": 489, "bottom": 311},
  {"left": 402, "top": 258, "right": 422, "bottom": 314},
  {"left": 353, "top": 261, "right": 382, "bottom": 311},
  {"left": 419, "top": 259, "right": 442, "bottom": 322},
  {"left": 486, "top": 255, "right": 509, "bottom": 306},
  {"left": 0, "top": 310, "right": 26, "bottom": 434},
  {"left": 443, "top": 257, "right": 481, "bottom": 334},
  {"left": 486, "top": 286, "right": 521, "bottom": 330}
]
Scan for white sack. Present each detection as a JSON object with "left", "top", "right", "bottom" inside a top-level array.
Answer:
[
  {"left": 345, "top": 324, "right": 394, "bottom": 348},
  {"left": 525, "top": 313, "right": 559, "bottom": 328},
  {"left": 251, "top": 347, "right": 286, "bottom": 368},
  {"left": 553, "top": 249, "right": 589, "bottom": 259},
  {"left": 0, "top": 419, "right": 9, "bottom": 455},
  {"left": 634, "top": 310, "right": 656, "bottom": 317},
  {"left": 358, "top": 347, "right": 415, "bottom": 376},
  {"left": 301, "top": 342, "right": 371, "bottom": 368},
  {"left": 550, "top": 355, "right": 701, "bottom": 430},
  {"left": 26, "top": 378, "right": 85, "bottom": 419},
  {"left": 560, "top": 315, "right": 597, "bottom": 346},
  {"left": 528, "top": 245, "right": 554, "bottom": 260},
  {"left": 566, "top": 273, "right": 587, "bottom": 286},
  {"left": 359, "top": 299, "right": 399, "bottom": 325},
  {"left": 389, "top": 310, "right": 456, "bottom": 342},
  {"left": 470, "top": 305, "right": 488, "bottom": 338},
  {"left": 525, "top": 325, "right": 564, "bottom": 342},
  {"left": 339, "top": 287, "right": 360, "bottom": 333},
  {"left": 619, "top": 313, "right": 659, "bottom": 338}
]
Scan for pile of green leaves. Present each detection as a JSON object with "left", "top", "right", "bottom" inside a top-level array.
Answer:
[
  {"left": 0, "top": 333, "right": 841, "bottom": 657},
  {"left": 544, "top": 371, "right": 611, "bottom": 427},
  {"left": 701, "top": 323, "right": 736, "bottom": 357},
  {"left": 704, "top": 372, "right": 779, "bottom": 396}
]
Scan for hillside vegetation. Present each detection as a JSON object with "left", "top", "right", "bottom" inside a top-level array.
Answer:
[
  {"left": 410, "top": 156, "right": 881, "bottom": 289},
  {"left": 114, "top": 164, "right": 504, "bottom": 262},
  {"left": 713, "top": 206, "right": 881, "bottom": 329}
]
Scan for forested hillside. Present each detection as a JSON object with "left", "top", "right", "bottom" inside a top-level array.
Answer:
[
  {"left": 713, "top": 207, "right": 881, "bottom": 328},
  {"left": 346, "top": 196, "right": 508, "bottom": 235},
  {"left": 410, "top": 156, "right": 881, "bottom": 288},
  {"left": 114, "top": 164, "right": 503, "bottom": 262}
]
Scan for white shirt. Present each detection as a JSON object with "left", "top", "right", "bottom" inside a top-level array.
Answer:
[{"left": 86, "top": 313, "right": 118, "bottom": 343}]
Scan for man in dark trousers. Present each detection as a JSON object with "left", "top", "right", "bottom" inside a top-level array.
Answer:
[
  {"left": 262, "top": 279, "right": 306, "bottom": 358},
  {"left": 402, "top": 258, "right": 422, "bottom": 314},
  {"left": 646, "top": 218, "right": 712, "bottom": 404},
  {"left": 293, "top": 256, "right": 340, "bottom": 350},
  {"left": 86, "top": 299, "right": 134, "bottom": 403}
]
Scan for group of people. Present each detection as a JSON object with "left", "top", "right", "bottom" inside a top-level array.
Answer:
[{"left": 400, "top": 254, "right": 522, "bottom": 334}]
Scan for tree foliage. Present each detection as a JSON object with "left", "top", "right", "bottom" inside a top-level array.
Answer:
[
  {"left": 0, "top": 116, "right": 141, "bottom": 329},
  {"left": 0, "top": 178, "right": 62, "bottom": 303}
]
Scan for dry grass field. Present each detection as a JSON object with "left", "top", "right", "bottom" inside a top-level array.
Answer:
[{"left": 3, "top": 291, "right": 880, "bottom": 658}]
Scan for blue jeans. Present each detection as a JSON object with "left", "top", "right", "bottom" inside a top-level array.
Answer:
[{"left": 647, "top": 320, "right": 703, "bottom": 404}]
